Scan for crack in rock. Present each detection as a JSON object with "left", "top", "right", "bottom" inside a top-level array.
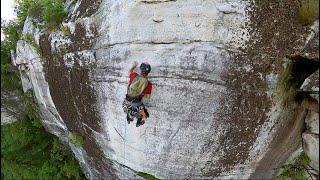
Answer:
[
  {"left": 152, "top": 18, "right": 164, "bottom": 23},
  {"left": 106, "top": 40, "right": 241, "bottom": 53},
  {"left": 140, "top": 0, "right": 177, "bottom": 4}
]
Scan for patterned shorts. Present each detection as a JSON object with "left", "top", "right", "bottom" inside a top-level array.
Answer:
[{"left": 122, "top": 99, "right": 144, "bottom": 119}]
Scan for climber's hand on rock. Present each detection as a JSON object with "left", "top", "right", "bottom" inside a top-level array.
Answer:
[
  {"left": 128, "top": 61, "right": 138, "bottom": 76},
  {"left": 132, "top": 61, "right": 138, "bottom": 68}
]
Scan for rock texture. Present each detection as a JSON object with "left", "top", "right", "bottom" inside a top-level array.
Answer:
[
  {"left": 1, "top": 91, "right": 23, "bottom": 125},
  {"left": 305, "top": 108, "right": 319, "bottom": 135},
  {"left": 11, "top": 0, "right": 319, "bottom": 179},
  {"left": 300, "top": 64, "right": 319, "bottom": 176},
  {"left": 303, "top": 132, "right": 319, "bottom": 171},
  {"left": 300, "top": 69, "right": 319, "bottom": 103},
  {"left": 296, "top": 18, "right": 320, "bottom": 178}
]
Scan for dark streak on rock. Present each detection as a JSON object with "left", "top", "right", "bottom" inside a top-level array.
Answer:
[
  {"left": 78, "top": 0, "right": 102, "bottom": 18},
  {"left": 201, "top": 0, "right": 311, "bottom": 178},
  {"left": 40, "top": 18, "right": 117, "bottom": 178},
  {"left": 66, "top": 0, "right": 102, "bottom": 22},
  {"left": 69, "top": 23, "right": 98, "bottom": 52},
  {"left": 40, "top": 32, "right": 101, "bottom": 138}
]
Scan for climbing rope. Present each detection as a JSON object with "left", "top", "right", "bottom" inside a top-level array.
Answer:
[
  {"left": 123, "top": 116, "right": 127, "bottom": 167},
  {"left": 123, "top": 115, "right": 127, "bottom": 168}
]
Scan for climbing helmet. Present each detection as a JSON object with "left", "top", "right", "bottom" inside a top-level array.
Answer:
[{"left": 140, "top": 62, "right": 151, "bottom": 74}]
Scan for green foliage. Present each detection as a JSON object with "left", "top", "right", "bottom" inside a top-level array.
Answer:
[
  {"left": 1, "top": 40, "right": 13, "bottom": 65},
  {"left": 1, "top": 100, "right": 86, "bottom": 180},
  {"left": 14, "top": 0, "right": 35, "bottom": 24},
  {"left": 43, "top": 0, "right": 67, "bottom": 29},
  {"left": 1, "top": 19, "right": 22, "bottom": 92},
  {"left": 24, "top": 33, "right": 42, "bottom": 55},
  {"left": 70, "top": 132, "right": 85, "bottom": 146},
  {"left": 1, "top": 20, "right": 21, "bottom": 47},
  {"left": 62, "top": 160, "right": 85, "bottom": 179},
  {"left": 276, "top": 59, "right": 300, "bottom": 105},
  {"left": 295, "top": 152, "right": 311, "bottom": 166},
  {"left": 23, "top": 99, "right": 37, "bottom": 120},
  {"left": 14, "top": 0, "right": 67, "bottom": 30},
  {"left": 2, "top": 118, "right": 52, "bottom": 179},
  {"left": 1, "top": 3, "right": 82, "bottom": 179},
  {"left": 137, "top": 172, "right": 160, "bottom": 180},
  {"left": 277, "top": 58, "right": 301, "bottom": 105},
  {"left": 1, "top": 63, "right": 22, "bottom": 91},
  {"left": 39, "top": 138, "right": 85, "bottom": 180},
  {"left": 28, "top": 0, "right": 44, "bottom": 19},
  {"left": 22, "top": 94, "right": 44, "bottom": 128},
  {"left": 277, "top": 152, "right": 311, "bottom": 180},
  {"left": 298, "top": 0, "right": 319, "bottom": 25}
]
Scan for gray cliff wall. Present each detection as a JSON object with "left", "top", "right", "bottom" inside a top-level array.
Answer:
[{"left": 11, "top": 0, "right": 319, "bottom": 179}]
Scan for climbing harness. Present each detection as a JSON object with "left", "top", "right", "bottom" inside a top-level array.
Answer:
[{"left": 122, "top": 98, "right": 149, "bottom": 127}]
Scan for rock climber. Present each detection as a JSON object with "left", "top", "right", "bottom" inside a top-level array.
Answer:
[{"left": 122, "top": 61, "right": 152, "bottom": 127}]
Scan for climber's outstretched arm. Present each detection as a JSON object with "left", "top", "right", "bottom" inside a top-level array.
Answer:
[{"left": 128, "top": 61, "right": 138, "bottom": 76}]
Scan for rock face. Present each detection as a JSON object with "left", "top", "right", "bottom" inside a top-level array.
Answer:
[
  {"left": 1, "top": 91, "right": 24, "bottom": 125},
  {"left": 11, "top": 0, "right": 319, "bottom": 179},
  {"left": 305, "top": 107, "right": 319, "bottom": 134},
  {"left": 300, "top": 64, "right": 319, "bottom": 175},
  {"left": 300, "top": 69, "right": 319, "bottom": 103},
  {"left": 303, "top": 132, "right": 319, "bottom": 171}
]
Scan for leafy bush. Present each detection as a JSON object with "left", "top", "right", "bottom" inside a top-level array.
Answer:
[
  {"left": 1, "top": 20, "right": 21, "bottom": 47},
  {"left": 1, "top": 98, "right": 86, "bottom": 180},
  {"left": 43, "top": 0, "right": 67, "bottom": 29},
  {"left": 298, "top": 0, "right": 319, "bottom": 25},
  {"left": 23, "top": 100, "right": 37, "bottom": 119},
  {"left": 28, "top": 0, "right": 44, "bottom": 19},
  {"left": 70, "top": 132, "right": 85, "bottom": 146},
  {"left": 137, "top": 172, "right": 160, "bottom": 180},
  {"left": 14, "top": 0, "right": 67, "bottom": 29},
  {"left": 22, "top": 94, "right": 44, "bottom": 128},
  {"left": 13, "top": 0, "right": 32, "bottom": 24},
  {"left": 277, "top": 152, "right": 311, "bottom": 180},
  {"left": 1, "top": 20, "right": 22, "bottom": 92},
  {"left": 1, "top": 63, "right": 22, "bottom": 91},
  {"left": 1, "top": 2, "right": 82, "bottom": 179}
]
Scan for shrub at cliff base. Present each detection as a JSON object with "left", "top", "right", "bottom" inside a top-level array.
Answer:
[
  {"left": 1, "top": 102, "right": 86, "bottom": 180},
  {"left": 70, "top": 132, "right": 85, "bottom": 146},
  {"left": 277, "top": 152, "right": 311, "bottom": 180},
  {"left": 1, "top": 2, "right": 84, "bottom": 179}
]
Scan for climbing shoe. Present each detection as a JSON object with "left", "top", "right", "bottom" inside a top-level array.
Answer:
[
  {"left": 127, "top": 116, "right": 134, "bottom": 124},
  {"left": 136, "top": 119, "right": 145, "bottom": 127},
  {"left": 127, "top": 111, "right": 134, "bottom": 124}
]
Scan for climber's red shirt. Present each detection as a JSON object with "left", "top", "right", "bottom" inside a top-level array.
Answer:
[{"left": 128, "top": 72, "right": 152, "bottom": 98}]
